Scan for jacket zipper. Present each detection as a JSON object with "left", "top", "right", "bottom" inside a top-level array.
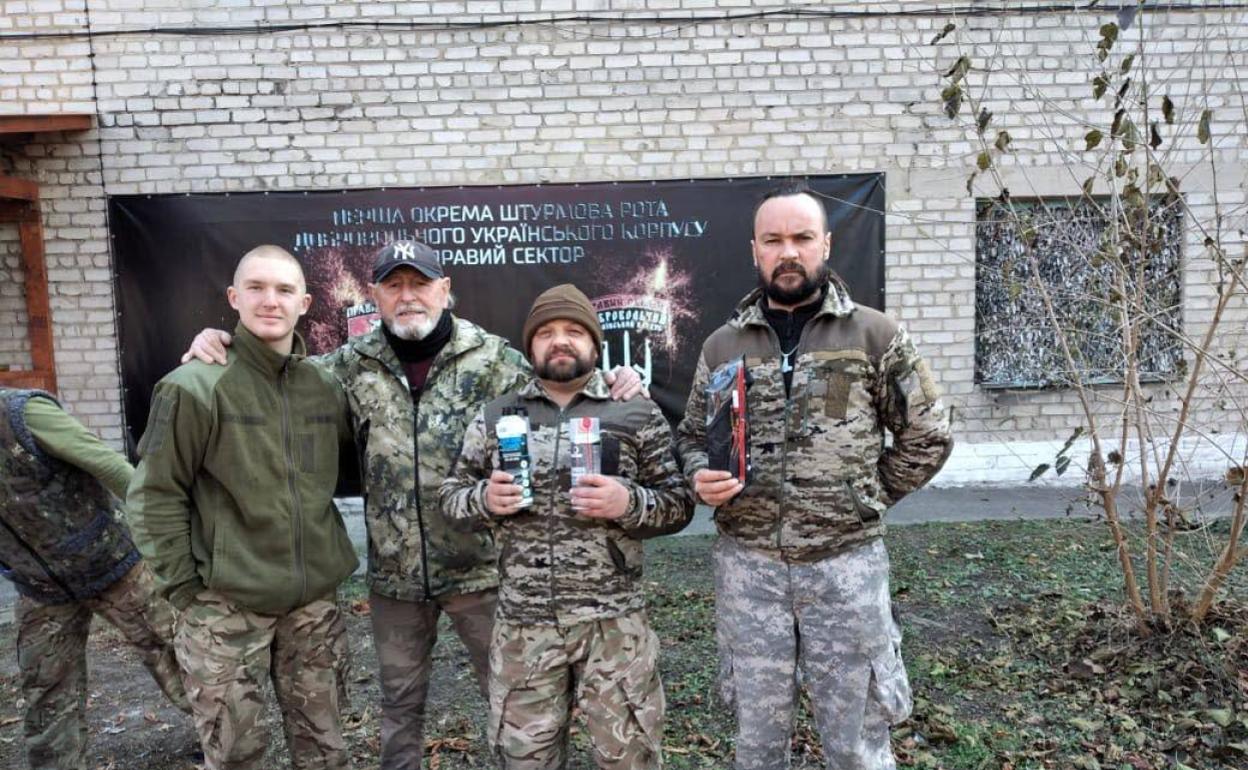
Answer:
[
  {"left": 357, "top": 337, "right": 453, "bottom": 602},
  {"left": 547, "top": 405, "right": 565, "bottom": 620},
  {"left": 0, "top": 516, "right": 76, "bottom": 601},
  {"left": 279, "top": 362, "right": 307, "bottom": 607},
  {"left": 412, "top": 395, "right": 433, "bottom": 601},
  {"left": 761, "top": 314, "right": 816, "bottom": 553}
]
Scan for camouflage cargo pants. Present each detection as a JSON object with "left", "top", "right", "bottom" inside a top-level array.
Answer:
[
  {"left": 174, "top": 589, "right": 351, "bottom": 770},
  {"left": 713, "top": 536, "right": 912, "bottom": 770},
  {"left": 489, "top": 610, "right": 664, "bottom": 770},
  {"left": 369, "top": 587, "right": 496, "bottom": 770},
  {"left": 16, "top": 561, "right": 190, "bottom": 770}
]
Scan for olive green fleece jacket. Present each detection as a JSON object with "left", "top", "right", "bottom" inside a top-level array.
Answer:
[{"left": 126, "top": 325, "right": 359, "bottom": 615}]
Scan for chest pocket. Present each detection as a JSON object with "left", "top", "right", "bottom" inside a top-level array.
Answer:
[
  {"left": 598, "top": 431, "right": 625, "bottom": 477},
  {"left": 806, "top": 352, "right": 873, "bottom": 422},
  {"left": 559, "top": 422, "right": 627, "bottom": 478}
]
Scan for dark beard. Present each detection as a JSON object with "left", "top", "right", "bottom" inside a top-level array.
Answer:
[
  {"left": 535, "top": 350, "right": 596, "bottom": 382},
  {"left": 759, "top": 260, "right": 830, "bottom": 306}
]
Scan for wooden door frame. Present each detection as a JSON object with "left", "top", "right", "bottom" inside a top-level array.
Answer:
[{"left": 0, "top": 175, "right": 57, "bottom": 393}]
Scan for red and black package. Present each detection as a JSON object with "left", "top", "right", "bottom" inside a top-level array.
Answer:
[{"left": 705, "top": 357, "right": 752, "bottom": 487}]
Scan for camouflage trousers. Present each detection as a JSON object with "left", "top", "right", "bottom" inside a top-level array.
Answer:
[
  {"left": 174, "top": 589, "right": 351, "bottom": 770},
  {"left": 16, "top": 561, "right": 190, "bottom": 770},
  {"left": 713, "top": 536, "right": 912, "bottom": 770},
  {"left": 489, "top": 610, "right": 664, "bottom": 770},
  {"left": 369, "top": 587, "right": 496, "bottom": 770}
]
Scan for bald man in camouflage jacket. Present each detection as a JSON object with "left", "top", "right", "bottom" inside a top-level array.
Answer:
[
  {"left": 441, "top": 284, "right": 694, "bottom": 770},
  {"left": 676, "top": 184, "right": 953, "bottom": 770}
]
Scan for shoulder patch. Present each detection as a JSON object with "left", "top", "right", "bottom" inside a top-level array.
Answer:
[{"left": 137, "top": 389, "right": 177, "bottom": 457}]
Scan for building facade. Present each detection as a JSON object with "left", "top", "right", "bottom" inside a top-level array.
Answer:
[{"left": 2, "top": 1, "right": 1245, "bottom": 484}]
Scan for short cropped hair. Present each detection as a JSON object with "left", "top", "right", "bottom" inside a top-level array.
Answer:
[
  {"left": 233, "top": 245, "right": 306, "bottom": 290},
  {"left": 752, "top": 181, "right": 830, "bottom": 233}
]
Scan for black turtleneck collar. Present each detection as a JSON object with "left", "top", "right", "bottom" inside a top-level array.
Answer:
[
  {"left": 761, "top": 286, "right": 826, "bottom": 396},
  {"left": 761, "top": 285, "right": 827, "bottom": 352},
  {"left": 382, "top": 309, "right": 454, "bottom": 364}
]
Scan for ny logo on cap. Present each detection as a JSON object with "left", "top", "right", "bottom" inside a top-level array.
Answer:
[{"left": 394, "top": 242, "right": 417, "bottom": 260}]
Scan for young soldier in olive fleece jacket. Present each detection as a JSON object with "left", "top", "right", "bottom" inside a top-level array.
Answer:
[
  {"left": 441, "top": 284, "right": 694, "bottom": 770},
  {"left": 1, "top": 388, "right": 189, "bottom": 770},
  {"left": 128, "top": 246, "right": 357, "bottom": 770}
]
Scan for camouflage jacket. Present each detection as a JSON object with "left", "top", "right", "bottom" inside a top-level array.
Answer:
[
  {"left": 675, "top": 279, "right": 953, "bottom": 562},
  {"left": 0, "top": 388, "right": 139, "bottom": 604},
  {"left": 319, "top": 317, "right": 530, "bottom": 601},
  {"left": 439, "top": 372, "right": 694, "bottom": 626}
]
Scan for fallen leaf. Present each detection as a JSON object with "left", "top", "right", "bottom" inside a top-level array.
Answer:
[
  {"left": 1069, "top": 717, "right": 1101, "bottom": 733},
  {"left": 1207, "top": 708, "right": 1233, "bottom": 727}
]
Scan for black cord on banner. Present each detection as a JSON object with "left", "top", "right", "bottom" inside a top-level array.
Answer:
[
  {"left": 82, "top": 0, "right": 133, "bottom": 447},
  {"left": 1, "top": 3, "right": 1244, "bottom": 42}
]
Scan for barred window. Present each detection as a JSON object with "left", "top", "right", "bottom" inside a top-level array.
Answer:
[{"left": 974, "top": 197, "right": 1183, "bottom": 389}]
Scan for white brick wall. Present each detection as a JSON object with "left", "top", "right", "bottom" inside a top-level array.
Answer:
[
  {"left": 0, "top": 1, "right": 1245, "bottom": 483},
  {"left": 0, "top": 229, "right": 33, "bottom": 372}
]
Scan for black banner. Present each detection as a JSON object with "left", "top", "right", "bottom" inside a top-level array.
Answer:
[{"left": 111, "top": 174, "right": 884, "bottom": 448}]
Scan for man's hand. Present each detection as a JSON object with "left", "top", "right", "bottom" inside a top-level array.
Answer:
[
  {"left": 570, "top": 474, "right": 630, "bottom": 520},
  {"left": 484, "top": 470, "right": 527, "bottom": 516},
  {"left": 693, "top": 469, "right": 743, "bottom": 507},
  {"left": 180, "top": 329, "right": 232, "bottom": 365},
  {"left": 603, "top": 366, "right": 648, "bottom": 401}
]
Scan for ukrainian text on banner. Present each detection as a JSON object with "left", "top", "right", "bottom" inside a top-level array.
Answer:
[{"left": 111, "top": 174, "right": 884, "bottom": 446}]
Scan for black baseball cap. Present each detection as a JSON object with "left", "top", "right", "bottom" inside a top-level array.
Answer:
[{"left": 371, "top": 240, "right": 443, "bottom": 283}]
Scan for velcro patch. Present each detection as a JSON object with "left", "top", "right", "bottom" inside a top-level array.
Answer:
[
  {"left": 915, "top": 360, "right": 941, "bottom": 404},
  {"left": 137, "top": 390, "right": 176, "bottom": 457},
  {"left": 824, "top": 372, "right": 853, "bottom": 420},
  {"left": 220, "top": 413, "right": 266, "bottom": 426}
]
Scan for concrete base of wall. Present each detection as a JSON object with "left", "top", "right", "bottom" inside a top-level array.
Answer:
[{"left": 932, "top": 434, "right": 1247, "bottom": 487}]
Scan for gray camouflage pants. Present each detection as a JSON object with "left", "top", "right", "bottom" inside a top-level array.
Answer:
[
  {"left": 369, "top": 587, "right": 496, "bottom": 770},
  {"left": 713, "top": 536, "right": 912, "bottom": 770},
  {"left": 174, "top": 589, "right": 351, "bottom": 770},
  {"left": 16, "top": 562, "right": 190, "bottom": 770}
]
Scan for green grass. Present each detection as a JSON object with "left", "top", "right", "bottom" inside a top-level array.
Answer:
[
  {"left": 3, "top": 517, "right": 1243, "bottom": 770},
  {"left": 396, "top": 518, "right": 1248, "bottom": 769}
]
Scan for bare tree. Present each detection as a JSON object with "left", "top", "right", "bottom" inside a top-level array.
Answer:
[{"left": 938, "top": 2, "right": 1247, "bottom": 629}]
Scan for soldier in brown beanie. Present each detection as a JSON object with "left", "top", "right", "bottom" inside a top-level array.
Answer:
[{"left": 441, "top": 284, "right": 694, "bottom": 770}]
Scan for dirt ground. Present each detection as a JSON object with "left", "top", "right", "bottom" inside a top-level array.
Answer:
[
  {"left": 3, "top": 522, "right": 1245, "bottom": 769},
  {"left": 0, "top": 585, "right": 494, "bottom": 770}
]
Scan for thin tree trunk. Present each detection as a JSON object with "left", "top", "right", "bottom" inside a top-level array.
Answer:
[{"left": 1191, "top": 472, "right": 1248, "bottom": 623}]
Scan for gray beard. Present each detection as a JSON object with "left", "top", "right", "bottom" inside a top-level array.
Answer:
[{"left": 384, "top": 310, "right": 440, "bottom": 341}]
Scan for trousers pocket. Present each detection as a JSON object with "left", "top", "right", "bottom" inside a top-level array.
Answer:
[
  {"left": 844, "top": 480, "right": 882, "bottom": 525},
  {"left": 487, "top": 625, "right": 534, "bottom": 753},
  {"left": 868, "top": 643, "right": 913, "bottom": 724},
  {"left": 614, "top": 628, "right": 665, "bottom": 755}
]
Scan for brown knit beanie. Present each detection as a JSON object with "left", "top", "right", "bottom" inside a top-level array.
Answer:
[{"left": 522, "top": 284, "right": 604, "bottom": 356}]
